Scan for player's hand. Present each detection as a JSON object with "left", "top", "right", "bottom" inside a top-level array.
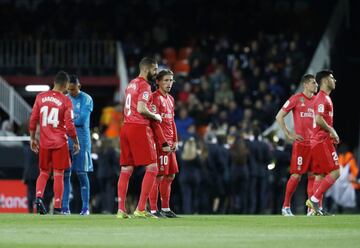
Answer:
[
  {"left": 154, "top": 113, "right": 162, "bottom": 123},
  {"left": 30, "top": 139, "right": 39, "bottom": 153},
  {"left": 330, "top": 129, "right": 340, "bottom": 144},
  {"left": 171, "top": 142, "right": 179, "bottom": 152},
  {"left": 162, "top": 142, "right": 171, "bottom": 153},
  {"left": 287, "top": 133, "right": 303, "bottom": 142},
  {"left": 73, "top": 143, "right": 81, "bottom": 155}
]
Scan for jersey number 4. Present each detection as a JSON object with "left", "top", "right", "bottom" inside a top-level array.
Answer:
[{"left": 40, "top": 106, "right": 59, "bottom": 128}]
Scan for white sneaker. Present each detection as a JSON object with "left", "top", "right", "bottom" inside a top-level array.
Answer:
[{"left": 281, "top": 207, "right": 294, "bottom": 216}]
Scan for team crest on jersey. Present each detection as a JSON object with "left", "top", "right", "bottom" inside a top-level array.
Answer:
[
  {"left": 300, "top": 97, "right": 305, "bottom": 106},
  {"left": 142, "top": 91, "right": 149, "bottom": 101},
  {"left": 76, "top": 102, "right": 81, "bottom": 109},
  {"left": 318, "top": 104, "right": 324, "bottom": 113}
]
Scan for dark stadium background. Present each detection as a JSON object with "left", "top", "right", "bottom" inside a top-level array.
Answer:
[{"left": 0, "top": 0, "right": 359, "bottom": 215}]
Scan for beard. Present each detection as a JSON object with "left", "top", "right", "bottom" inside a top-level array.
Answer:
[{"left": 147, "top": 71, "right": 156, "bottom": 82}]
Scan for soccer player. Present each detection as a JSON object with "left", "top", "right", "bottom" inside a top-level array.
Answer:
[
  {"left": 306, "top": 70, "right": 340, "bottom": 215},
  {"left": 29, "top": 71, "right": 80, "bottom": 215},
  {"left": 149, "top": 69, "right": 179, "bottom": 218},
  {"left": 276, "top": 74, "right": 318, "bottom": 216},
  {"left": 116, "top": 57, "right": 165, "bottom": 219},
  {"left": 62, "top": 75, "right": 93, "bottom": 215}
]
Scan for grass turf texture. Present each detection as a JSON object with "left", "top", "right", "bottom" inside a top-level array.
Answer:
[{"left": 1, "top": 214, "right": 360, "bottom": 248}]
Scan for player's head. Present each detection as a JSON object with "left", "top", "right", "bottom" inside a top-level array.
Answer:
[
  {"left": 156, "top": 69, "right": 174, "bottom": 94},
  {"left": 301, "top": 74, "right": 317, "bottom": 94},
  {"left": 139, "top": 57, "right": 158, "bottom": 82},
  {"left": 316, "top": 69, "right": 336, "bottom": 91},
  {"left": 54, "top": 71, "right": 70, "bottom": 90},
  {"left": 68, "top": 74, "right": 81, "bottom": 97}
]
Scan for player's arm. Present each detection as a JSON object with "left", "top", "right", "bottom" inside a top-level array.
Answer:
[
  {"left": 275, "top": 109, "right": 303, "bottom": 141},
  {"left": 65, "top": 100, "right": 81, "bottom": 154},
  {"left": 150, "top": 120, "right": 171, "bottom": 153},
  {"left": 315, "top": 114, "right": 339, "bottom": 144},
  {"left": 29, "top": 97, "right": 40, "bottom": 153},
  {"left": 137, "top": 101, "right": 162, "bottom": 122},
  {"left": 74, "top": 96, "right": 93, "bottom": 126},
  {"left": 171, "top": 119, "right": 179, "bottom": 151}
]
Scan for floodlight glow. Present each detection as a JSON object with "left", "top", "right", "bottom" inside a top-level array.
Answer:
[{"left": 25, "top": 85, "right": 50, "bottom": 92}]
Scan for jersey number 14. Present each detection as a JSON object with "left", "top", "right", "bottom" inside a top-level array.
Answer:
[{"left": 40, "top": 106, "right": 59, "bottom": 128}]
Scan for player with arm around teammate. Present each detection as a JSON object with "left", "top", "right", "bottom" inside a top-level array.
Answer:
[
  {"left": 29, "top": 71, "right": 80, "bottom": 215},
  {"left": 276, "top": 74, "right": 318, "bottom": 216},
  {"left": 116, "top": 57, "right": 166, "bottom": 219}
]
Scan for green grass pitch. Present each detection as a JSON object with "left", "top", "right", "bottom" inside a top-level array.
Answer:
[{"left": 1, "top": 214, "right": 360, "bottom": 248}]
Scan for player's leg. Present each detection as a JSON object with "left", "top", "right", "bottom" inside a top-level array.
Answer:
[
  {"left": 62, "top": 168, "right": 72, "bottom": 214},
  {"left": 160, "top": 152, "right": 179, "bottom": 217},
  {"left": 149, "top": 175, "right": 163, "bottom": 216},
  {"left": 52, "top": 144, "right": 71, "bottom": 214},
  {"left": 35, "top": 147, "right": 52, "bottom": 214},
  {"left": 160, "top": 174, "right": 177, "bottom": 217},
  {"left": 307, "top": 141, "right": 340, "bottom": 214},
  {"left": 282, "top": 143, "right": 304, "bottom": 216},
  {"left": 117, "top": 125, "right": 133, "bottom": 218},
  {"left": 53, "top": 168, "right": 65, "bottom": 214},
  {"left": 136, "top": 163, "right": 158, "bottom": 213},
  {"left": 77, "top": 171, "right": 90, "bottom": 215},
  {"left": 117, "top": 166, "right": 133, "bottom": 217}
]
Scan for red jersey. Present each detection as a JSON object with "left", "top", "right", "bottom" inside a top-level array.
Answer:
[
  {"left": 123, "top": 77, "right": 152, "bottom": 125},
  {"left": 29, "top": 90, "right": 77, "bottom": 149},
  {"left": 282, "top": 92, "right": 315, "bottom": 144},
  {"left": 311, "top": 90, "right": 334, "bottom": 144},
  {"left": 151, "top": 90, "right": 177, "bottom": 146}
]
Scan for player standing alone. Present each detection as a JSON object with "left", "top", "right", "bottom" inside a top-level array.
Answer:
[
  {"left": 116, "top": 57, "right": 164, "bottom": 218},
  {"left": 306, "top": 70, "right": 340, "bottom": 215},
  {"left": 149, "top": 69, "right": 179, "bottom": 218},
  {"left": 29, "top": 71, "right": 80, "bottom": 214},
  {"left": 276, "top": 74, "right": 318, "bottom": 216}
]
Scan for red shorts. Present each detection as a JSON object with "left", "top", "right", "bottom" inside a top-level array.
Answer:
[
  {"left": 120, "top": 123, "right": 157, "bottom": 166},
  {"left": 157, "top": 152, "right": 179, "bottom": 176},
  {"left": 39, "top": 143, "right": 70, "bottom": 170},
  {"left": 290, "top": 142, "right": 311, "bottom": 175},
  {"left": 310, "top": 138, "right": 339, "bottom": 174}
]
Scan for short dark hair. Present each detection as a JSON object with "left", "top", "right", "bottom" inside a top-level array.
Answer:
[
  {"left": 316, "top": 70, "right": 333, "bottom": 85},
  {"left": 156, "top": 69, "right": 174, "bottom": 81},
  {"left": 301, "top": 74, "right": 315, "bottom": 84},
  {"left": 54, "top": 71, "right": 70, "bottom": 86},
  {"left": 69, "top": 74, "right": 80, "bottom": 85},
  {"left": 139, "top": 57, "right": 157, "bottom": 69}
]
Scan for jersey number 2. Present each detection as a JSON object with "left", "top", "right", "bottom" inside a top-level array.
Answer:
[{"left": 40, "top": 106, "right": 59, "bottom": 128}]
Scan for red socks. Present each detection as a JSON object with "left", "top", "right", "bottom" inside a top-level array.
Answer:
[
  {"left": 149, "top": 177, "right": 161, "bottom": 211},
  {"left": 283, "top": 176, "right": 300, "bottom": 208},
  {"left": 53, "top": 169, "right": 64, "bottom": 209},
  {"left": 117, "top": 170, "right": 132, "bottom": 212},
  {"left": 160, "top": 177, "right": 173, "bottom": 209},
  {"left": 137, "top": 168, "right": 158, "bottom": 211},
  {"left": 314, "top": 175, "right": 335, "bottom": 200},
  {"left": 307, "top": 175, "right": 315, "bottom": 199},
  {"left": 36, "top": 170, "right": 50, "bottom": 198}
]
